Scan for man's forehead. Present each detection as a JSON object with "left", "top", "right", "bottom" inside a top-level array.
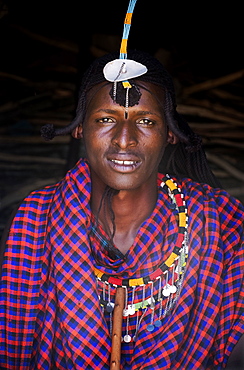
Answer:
[
  {"left": 86, "top": 81, "right": 164, "bottom": 102},
  {"left": 85, "top": 84, "right": 164, "bottom": 119}
]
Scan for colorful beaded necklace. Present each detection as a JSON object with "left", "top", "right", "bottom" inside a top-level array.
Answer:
[{"left": 94, "top": 175, "right": 189, "bottom": 341}]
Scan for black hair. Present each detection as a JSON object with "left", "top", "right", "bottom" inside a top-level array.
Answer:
[{"left": 41, "top": 50, "right": 220, "bottom": 188}]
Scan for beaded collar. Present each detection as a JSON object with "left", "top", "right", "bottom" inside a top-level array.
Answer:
[
  {"left": 94, "top": 175, "right": 188, "bottom": 288},
  {"left": 94, "top": 175, "right": 189, "bottom": 341}
]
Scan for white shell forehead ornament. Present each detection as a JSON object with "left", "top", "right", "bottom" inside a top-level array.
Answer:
[
  {"left": 102, "top": 0, "right": 147, "bottom": 117},
  {"left": 103, "top": 59, "right": 147, "bottom": 83}
]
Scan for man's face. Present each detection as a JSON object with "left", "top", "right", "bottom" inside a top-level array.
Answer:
[{"left": 81, "top": 82, "right": 172, "bottom": 191}]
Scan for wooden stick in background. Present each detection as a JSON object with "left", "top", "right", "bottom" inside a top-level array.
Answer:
[{"left": 110, "top": 287, "right": 125, "bottom": 370}]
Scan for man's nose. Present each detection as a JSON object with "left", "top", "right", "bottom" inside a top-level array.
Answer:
[{"left": 111, "top": 121, "right": 138, "bottom": 149}]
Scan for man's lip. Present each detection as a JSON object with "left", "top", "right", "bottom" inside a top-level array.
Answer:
[
  {"left": 110, "top": 159, "right": 140, "bottom": 166},
  {"left": 107, "top": 155, "right": 142, "bottom": 172},
  {"left": 107, "top": 153, "right": 142, "bottom": 162}
]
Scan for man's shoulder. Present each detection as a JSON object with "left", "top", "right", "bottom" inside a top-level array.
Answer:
[
  {"left": 158, "top": 173, "right": 244, "bottom": 213},
  {"left": 177, "top": 176, "right": 242, "bottom": 205},
  {"left": 7, "top": 181, "right": 61, "bottom": 230},
  {"left": 22, "top": 182, "right": 58, "bottom": 204},
  {"left": 174, "top": 177, "right": 244, "bottom": 235}
]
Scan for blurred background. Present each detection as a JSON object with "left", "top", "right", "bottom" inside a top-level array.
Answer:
[{"left": 0, "top": 0, "right": 244, "bottom": 235}]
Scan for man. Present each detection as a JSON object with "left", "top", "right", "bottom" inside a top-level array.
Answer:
[{"left": 0, "top": 50, "right": 243, "bottom": 369}]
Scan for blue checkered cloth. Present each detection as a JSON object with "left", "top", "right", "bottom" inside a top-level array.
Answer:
[{"left": 0, "top": 158, "right": 243, "bottom": 369}]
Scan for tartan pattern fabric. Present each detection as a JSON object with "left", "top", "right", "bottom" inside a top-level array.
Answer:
[{"left": 0, "top": 158, "right": 243, "bottom": 369}]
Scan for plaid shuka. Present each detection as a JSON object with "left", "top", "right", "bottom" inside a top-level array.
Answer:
[{"left": 0, "top": 158, "right": 243, "bottom": 369}]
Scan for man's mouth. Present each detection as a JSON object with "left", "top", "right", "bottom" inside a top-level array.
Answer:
[
  {"left": 108, "top": 158, "right": 141, "bottom": 172},
  {"left": 111, "top": 159, "right": 139, "bottom": 166}
]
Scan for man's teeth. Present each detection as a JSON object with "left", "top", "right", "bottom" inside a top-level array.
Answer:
[{"left": 111, "top": 159, "right": 136, "bottom": 165}]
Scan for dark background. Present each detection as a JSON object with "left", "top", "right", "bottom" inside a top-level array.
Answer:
[{"left": 0, "top": 0, "right": 244, "bottom": 235}]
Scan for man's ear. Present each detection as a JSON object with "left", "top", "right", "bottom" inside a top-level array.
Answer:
[
  {"left": 72, "top": 125, "right": 83, "bottom": 139},
  {"left": 167, "top": 130, "right": 178, "bottom": 145}
]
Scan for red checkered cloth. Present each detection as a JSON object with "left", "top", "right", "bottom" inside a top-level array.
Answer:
[{"left": 0, "top": 158, "right": 243, "bottom": 369}]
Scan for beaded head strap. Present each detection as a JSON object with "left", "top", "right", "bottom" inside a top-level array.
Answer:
[
  {"left": 103, "top": 0, "right": 147, "bottom": 117},
  {"left": 40, "top": 0, "right": 148, "bottom": 140}
]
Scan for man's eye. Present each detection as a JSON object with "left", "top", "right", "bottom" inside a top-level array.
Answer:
[
  {"left": 96, "top": 117, "right": 114, "bottom": 123},
  {"left": 137, "top": 118, "right": 154, "bottom": 126}
]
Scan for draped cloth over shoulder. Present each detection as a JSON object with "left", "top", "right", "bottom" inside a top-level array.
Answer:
[{"left": 0, "top": 158, "right": 243, "bottom": 369}]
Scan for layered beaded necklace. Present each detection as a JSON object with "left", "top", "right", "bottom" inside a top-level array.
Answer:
[{"left": 94, "top": 175, "right": 188, "bottom": 342}]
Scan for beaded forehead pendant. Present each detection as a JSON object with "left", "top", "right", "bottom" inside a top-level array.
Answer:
[{"left": 103, "top": 0, "right": 147, "bottom": 118}]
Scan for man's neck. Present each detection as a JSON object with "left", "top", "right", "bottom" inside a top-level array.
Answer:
[{"left": 90, "top": 181, "right": 158, "bottom": 254}]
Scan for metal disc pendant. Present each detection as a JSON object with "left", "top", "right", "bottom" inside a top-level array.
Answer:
[
  {"left": 106, "top": 302, "right": 114, "bottom": 313},
  {"left": 127, "top": 304, "right": 135, "bottom": 315},
  {"left": 169, "top": 285, "right": 177, "bottom": 294},
  {"left": 162, "top": 287, "right": 171, "bottom": 297},
  {"left": 123, "top": 308, "right": 129, "bottom": 317},
  {"left": 124, "top": 334, "right": 132, "bottom": 343},
  {"left": 154, "top": 320, "right": 162, "bottom": 327},
  {"left": 146, "top": 324, "right": 155, "bottom": 332}
]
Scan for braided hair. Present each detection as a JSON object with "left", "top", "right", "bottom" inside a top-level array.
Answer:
[{"left": 41, "top": 50, "right": 220, "bottom": 188}]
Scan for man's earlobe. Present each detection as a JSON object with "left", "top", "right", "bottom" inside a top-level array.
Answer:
[
  {"left": 167, "top": 131, "right": 178, "bottom": 145},
  {"left": 72, "top": 125, "right": 83, "bottom": 139}
]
